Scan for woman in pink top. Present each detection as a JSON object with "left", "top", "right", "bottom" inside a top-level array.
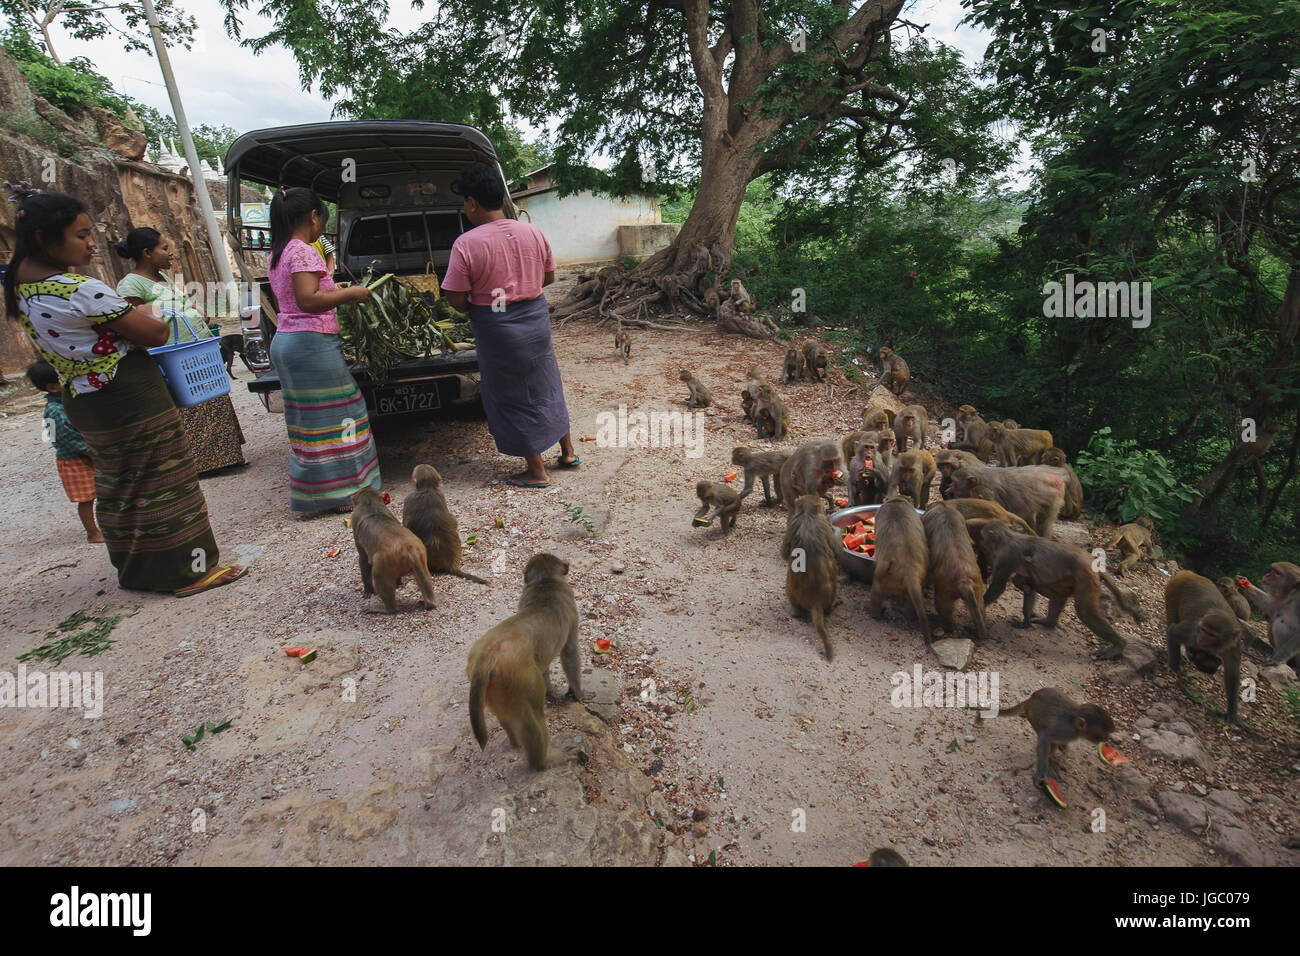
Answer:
[
  {"left": 442, "top": 163, "right": 577, "bottom": 488},
  {"left": 267, "top": 187, "right": 381, "bottom": 513}
]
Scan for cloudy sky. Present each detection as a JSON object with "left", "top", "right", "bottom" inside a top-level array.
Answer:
[{"left": 44, "top": 0, "right": 990, "bottom": 138}]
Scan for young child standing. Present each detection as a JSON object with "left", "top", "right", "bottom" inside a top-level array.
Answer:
[{"left": 28, "top": 360, "right": 103, "bottom": 543}]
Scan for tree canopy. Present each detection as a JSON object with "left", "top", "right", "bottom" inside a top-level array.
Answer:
[{"left": 0, "top": 0, "right": 195, "bottom": 64}]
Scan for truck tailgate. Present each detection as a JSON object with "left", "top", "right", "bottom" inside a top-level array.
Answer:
[{"left": 247, "top": 350, "right": 479, "bottom": 394}]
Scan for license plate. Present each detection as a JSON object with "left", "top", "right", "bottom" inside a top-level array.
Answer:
[{"left": 374, "top": 381, "right": 443, "bottom": 415}]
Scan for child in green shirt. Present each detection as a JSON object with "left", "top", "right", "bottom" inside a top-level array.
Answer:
[{"left": 28, "top": 360, "right": 103, "bottom": 542}]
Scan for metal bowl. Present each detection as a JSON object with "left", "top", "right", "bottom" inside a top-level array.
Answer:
[{"left": 830, "top": 502, "right": 924, "bottom": 584}]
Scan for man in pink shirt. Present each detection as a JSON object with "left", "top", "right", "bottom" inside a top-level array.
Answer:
[{"left": 443, "top": 163, "right": 577, "bottom": 487}]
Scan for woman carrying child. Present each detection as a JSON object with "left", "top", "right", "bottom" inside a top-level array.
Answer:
[{"left": 3, "top": 186, "right": 245, "bottom": 596}]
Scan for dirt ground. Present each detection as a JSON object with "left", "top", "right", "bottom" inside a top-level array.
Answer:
[{"left": 0, "top": 272, "right": 1297, "bottom": 866}]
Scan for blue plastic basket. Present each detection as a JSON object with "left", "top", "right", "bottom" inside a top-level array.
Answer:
[{"left": 147, "top": 308, "right": 230, "bottom": 408}]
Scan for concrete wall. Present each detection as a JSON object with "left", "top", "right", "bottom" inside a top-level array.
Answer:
[{"left": 516, "top": 190, "right": 664, "bottom": 265}]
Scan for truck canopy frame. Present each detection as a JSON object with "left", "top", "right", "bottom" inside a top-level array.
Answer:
[{"left": 224, "top": 120, "right": 516, "bottom": 228}]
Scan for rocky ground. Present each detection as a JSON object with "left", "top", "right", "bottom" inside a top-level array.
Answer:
[{"left": 0, "top": 271, "right": 1296, "bottom": 866}]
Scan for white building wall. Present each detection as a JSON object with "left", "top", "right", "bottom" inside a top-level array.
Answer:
[{"left": 516, "top": 190, "right": 661, "bottom": 265}]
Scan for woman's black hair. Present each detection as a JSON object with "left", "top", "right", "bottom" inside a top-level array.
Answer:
[
  {"left": 26, "top": 360, "right": 59, "bottom": 391},
  {"left": 112, "top": 226, "right": 162, "bottom": 262},
  {"left": 452, "top": 163, "right": 506, "bottom": 211},
  {"left": 4, "top": 190, "right": 88, "bottom": 318},
  {"left": 269, "top": 187, "right": 328, "bottom": 268}
]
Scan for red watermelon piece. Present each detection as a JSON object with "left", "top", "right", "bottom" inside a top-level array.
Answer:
[
  {"left": 1041, "top": 778, "right": 1067, "bottom": 808},
  {"left": 1098, "top": 743, "right": 1130, "bottom": 767}
]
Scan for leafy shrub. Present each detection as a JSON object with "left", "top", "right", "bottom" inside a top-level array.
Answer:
[
  {"left": 1074, "top": 427, "right": 1195, "bottom": 525},
  {"left": 0, "top": 113, "right": 83, "bottom": 159}
]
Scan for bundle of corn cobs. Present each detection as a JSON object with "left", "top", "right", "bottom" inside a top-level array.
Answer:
[{"left": 337, "top": 262, "right": 474, "bottom": 382}]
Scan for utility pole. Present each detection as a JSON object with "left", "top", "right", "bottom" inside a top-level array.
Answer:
[{"left": 139, "top": 0, "right": 239, "bottom": 306}]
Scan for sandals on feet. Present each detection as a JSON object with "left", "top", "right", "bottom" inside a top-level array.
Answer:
[
  {"left": 506, "top": 473, "right": 550, "bottom": 488},
  {"left": 555, "top": 456, "right": 581, "bottom": 469},
  {"left": 175, "top": 564, "right": 248, "bottom": 597}
]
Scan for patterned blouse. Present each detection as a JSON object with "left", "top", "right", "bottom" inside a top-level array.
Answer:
[{"left": 16, "top": 274, "right": 133, "bottom": 396}]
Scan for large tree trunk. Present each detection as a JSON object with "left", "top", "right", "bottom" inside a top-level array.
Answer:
[
  {"left": 549, "top": 0, "right": 900, "bottom": 333},
  {"left": 1182, "top": 264, "right": 1300, "bottom": 519},
  {"left": 548, "top": 134, "right": 769, "bottom": 330},
  {"left": 644, "top": 141, "right": 754, "bottom": 274}
]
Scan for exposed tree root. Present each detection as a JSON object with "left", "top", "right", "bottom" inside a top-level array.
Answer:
[{"left": 548, "top": 236, "right": 774, "bottom": 339}]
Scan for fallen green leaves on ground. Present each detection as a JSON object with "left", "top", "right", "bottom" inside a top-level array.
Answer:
[
  {"left": 182, "top": 717, "right": 233, "bottom": 752},
  {"left": 19, "top": 608, "right": 137, "bottom": 665}
]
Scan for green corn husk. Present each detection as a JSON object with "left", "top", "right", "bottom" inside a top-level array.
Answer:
[{"left": 337, "top": 263, "right": 475, "bottom": 383}]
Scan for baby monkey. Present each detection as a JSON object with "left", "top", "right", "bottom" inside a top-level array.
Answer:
[
  {"left": 985, "top": 688, "right": 1114, "bottom": 787},
  {"left": 694, "top": 480, "right": 741, "bottom": 534}
]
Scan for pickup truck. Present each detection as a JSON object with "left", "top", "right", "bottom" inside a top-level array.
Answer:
[{"left": 224, "top": 120, "right": 519, "bottom": 418}]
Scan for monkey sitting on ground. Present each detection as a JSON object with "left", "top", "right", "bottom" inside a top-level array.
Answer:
[
  {"left": 977, "top": 523, "right": 1138, "bottom": 660},
  {"left": 982, "top": 688, "right": 1115, "bottom": 787},
  {"left": 731, "top": 446, "right": 790, "bottom": 506},
  {"left": 871, "top": 494, "right": 931, "bottom": 641},
  {"left": 840, "top": 428, "right": 872, "bottom": 471},
  {"left": 679, "top": 369, "right": 714, "bottom": 409},
  {"left": 841, "top": 430, "right": 895, "bottom": 478},
  {"left": 848, "top": 438, "right": 888, "bottom": 508},
  {"left": 782, "top": 346, "right": 805, "bottom": 384},
  {"left": 614, "top": 318, "right": 631, "bottom": 364},
  {"left": 802, "top": 340, "right": 828, "bottom": 382},
  {"left": 755, "top": 384, "right": 790, "bottom": 440},
  {"left": 466, "top": 553, "right": 581, "bottom": 770},
  {"left": 1165, "top": 571, "right": 1243, "bottom": 723},
  {"left": 350, "top": 487, "right": 439, "bottom": 613},
  {"left": 1106, "top": 516, "right": 1154, "bottom": 574},
  {"left": 730, "top": 278, "right": 755, "bottom": 313},
  {"left": 402, "top": 464, "right": 488, "bottom": 584},
  {"left": 1238, "top": 561, "right": 1300, "bottom": 666},
  {"left": 781, "top": 494, "right": 841, "bottom": 660},
  {"left": 877, "top": 347, "right": 910, "bottom": 395},
  {"left": 694, "top": 480, "right": 741, "bottom": 534}
]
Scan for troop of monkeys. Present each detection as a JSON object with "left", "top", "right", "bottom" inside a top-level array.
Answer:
[
  {"left": 339, "top": 344, "right": 1300, "bottom": 797},
  {"left": 682, "top": 349, "right": 1300, "bottom": 789}
]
